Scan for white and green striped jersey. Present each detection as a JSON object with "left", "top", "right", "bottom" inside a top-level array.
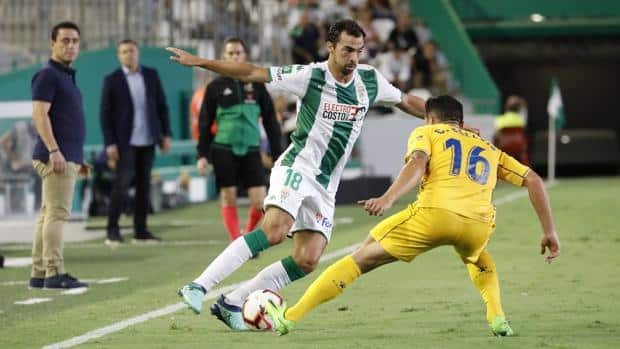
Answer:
[{"left": 267, "top": 61, "right": 402, "bottom": 194}]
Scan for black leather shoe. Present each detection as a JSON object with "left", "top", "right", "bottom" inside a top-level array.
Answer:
[
  {"left": 132, "top": 231, "right": 161, "bottom": 243},
  {"left": 44, "top": 273, "right": 88, "bottom": 289},
  {"left": 29, "top": 277, "right": 44, "bottom": 289},
  {"left": 105, "top": 233, "right": 124, "bottom": 246}
]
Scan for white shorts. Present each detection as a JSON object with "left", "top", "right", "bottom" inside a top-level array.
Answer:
[{"left": 264, "top": 166, "right": 335, "bottom": 241}]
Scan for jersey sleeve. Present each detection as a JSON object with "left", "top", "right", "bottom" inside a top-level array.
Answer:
[
  {"left": 267, "top": 64, "right": 311, "bottom": 98},
  {"left": 498, "top": 151, "right": 531, "bottom": 186},
  {"left": 31, "top": 69, "right": 57, "bottom": 102},
  {"left": 374, "top": 68, "right": 403, "bottom": 107},
  {"left": 404, "top": 126, "right": 431, "bottom": 162}
]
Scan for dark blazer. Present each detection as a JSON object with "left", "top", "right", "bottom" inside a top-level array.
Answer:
[{"left": 99, "top": 65, "right": 171, "bottom": 150}]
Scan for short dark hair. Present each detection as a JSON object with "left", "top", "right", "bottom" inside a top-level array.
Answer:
[
  {"left": 51, "top": 21, "right": 80, "bottom": 41},
  {"left": 327, "top": 19, "right": 366, "bottom": 45},
  {"left": 504, "top": 95, "right": 525, "bottom": 113},
  {"left": 117, "top": 39, "right": 139, "bottom": 48},
  {"left": 425, "top": 95, "right": 463, "bottom": 124},
  {"left": 223, "top": 37, "right": 248, "bottom": 53}
]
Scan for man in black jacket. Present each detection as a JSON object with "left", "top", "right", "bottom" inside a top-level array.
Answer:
[
  {"left": 100, "top": 39, "right": 171, "bottom": 245},
  {"left": 197, "top": 37, "right": 282, "bottom": 242}
]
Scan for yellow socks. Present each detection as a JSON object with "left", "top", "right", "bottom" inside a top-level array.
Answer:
[
  {"left": 285, "top": 255, "right": 361, "bottom": 322},
  {"left": 466, "top": 250, "right": 505, "bottom": 323}
]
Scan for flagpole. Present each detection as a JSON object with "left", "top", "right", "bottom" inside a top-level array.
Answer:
[{"left": 548, "top": 106, "right": 556, "bottom": 182}]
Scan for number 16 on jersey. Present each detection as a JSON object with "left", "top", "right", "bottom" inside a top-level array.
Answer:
[{"left": 445, "top": 138, "right": 490, "bottom": 185}]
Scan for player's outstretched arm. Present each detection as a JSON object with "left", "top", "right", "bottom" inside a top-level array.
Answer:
[
  {"left": 166, "top": 47, "right": 269, "bottom": 83},
  {"left": 396, "top": 94, "right": 426, "bottom": 119},
  {"left": 358, "top": 151, "right": 428, "bottom": 216},
  {"left": 523, "top": 170, "right": 561, "bottom": 263}
]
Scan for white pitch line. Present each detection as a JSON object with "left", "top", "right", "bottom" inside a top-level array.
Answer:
[
  {"left": 334, "top": 216, "right": 354, "bottom": 224},
  {"left": 41, "top": 185, "right": 554, "bottom": 349},
  {"left": 1, "top": 277, "right": 130, "bottom": 287},
  {"left": 15, "top": 298, "right": 52, "bottom": 305},
  {"left": 95, "top": 277, "right": 130, "bottom": 284},
  {"left": 41, "top": 243, "right": 361, "bottom": 349},
  {"left": 60, "top": 288, "right": 89, "bottom": 295},
  {"left": 3, "top": 257, "right": 32, "bottom": 267},
  {"left": 493, "top": 180, "right": 557, "bottom": 206},
  {"left": 1, "top": 239, "right": 225, "bottom": 251}
]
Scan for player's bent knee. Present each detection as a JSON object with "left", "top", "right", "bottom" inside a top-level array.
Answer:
[
  {"left": 261, "top": 222, "right": 288, "bottom": 245},
  {"left": 250, "top": 201, "right": 263, "bottom": 211},
  {"left": 352, "top": 241, "right": 396, "bottom": 273},
  {"left": 292, "top": 255, "right": 320, "bottom": 274},
  {"left": 261, "top": 207, "right": 294, "bottom": 245},
  {"left": 263, "top": 229, "right": 286, "bottom": 245},
  {"left": 352, "top": 255, "right": 378, "bottom": 274}
]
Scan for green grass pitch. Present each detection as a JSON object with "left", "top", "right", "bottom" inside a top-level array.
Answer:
[{"left": 1, "top": 177, "right": 619, "bottom": 348}]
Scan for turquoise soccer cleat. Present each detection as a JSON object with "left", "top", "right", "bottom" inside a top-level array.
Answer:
[
  {"left": 490, "top": 316, "right": 515, "bottom": 337},
  {"left": 178, "top": 282, "right": 206, "bottom": 314},
  {"left": 264, "top": 300, "right": 296, "bottom": 336},
  {"left": 210, "top": 295, "right": 249, "bottom": 331}
]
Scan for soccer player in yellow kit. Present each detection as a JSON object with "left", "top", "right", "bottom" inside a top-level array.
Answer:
[{"left": 266, "top": 95, "right": 561, "bottom": 336}]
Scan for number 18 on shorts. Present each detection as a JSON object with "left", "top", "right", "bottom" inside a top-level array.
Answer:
[{"left": 264, "top": 166, "right": 336, "bottom": 241}]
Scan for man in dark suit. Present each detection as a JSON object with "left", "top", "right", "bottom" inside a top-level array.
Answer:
[{"left": 100, "top": 39, "right": 171, "bottom": 245}]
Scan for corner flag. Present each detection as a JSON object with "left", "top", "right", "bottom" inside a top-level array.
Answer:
[{"left": 547, "top": 78, "right": 565, "bottom": 130}]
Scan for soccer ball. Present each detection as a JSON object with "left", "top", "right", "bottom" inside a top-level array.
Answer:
[{"left": 241, "top": 289, "right": 285, "bottom": 331}]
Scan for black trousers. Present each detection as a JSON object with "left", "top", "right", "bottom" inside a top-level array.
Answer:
[{"left": 106, "top": 145, "right": 155, "bottom": 237}]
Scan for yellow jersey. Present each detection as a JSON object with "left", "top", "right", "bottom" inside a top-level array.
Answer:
[{"left": 405, "top": 124, "right": 531, "bottom": 222}]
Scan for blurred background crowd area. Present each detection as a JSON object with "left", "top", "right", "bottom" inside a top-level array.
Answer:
[
  {"left": 1, "top": 0, "right": 619, "bottom": 217},
  {"left": 0, "top": 0, "right": 454, "bottom": 97}
]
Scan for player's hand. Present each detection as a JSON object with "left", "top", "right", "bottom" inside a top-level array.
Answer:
[
  {"left": 196, "top": 157, "right": 210, "bottom": 176},
  {"left": 160, "top": 136, "right": 172, "bottom": 154},
  {"left": 261, "top": 153, "right": 274, "bottom": 169},
  {"left": 166, "top": 47, "right": 202, "bottom": 67},
  {"left": 10, "top": 159, "right": 26, "bottom": 171},
  {"left": 358, "top": 196, "right": 393, "bottom": 216},
  {"left": 79, "top": 162, "right": 91, "bottom": 178},
  {"left": 106, "top": 144, "right": 119, "bottom": 162},
  {"left": 540, "top": 231, "right": 560, "bottom": 264},
  {"left": 50, "top": 151, "right": 67, "bottom": 173}
]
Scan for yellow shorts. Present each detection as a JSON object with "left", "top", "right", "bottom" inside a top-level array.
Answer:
[{"left": 370, "top": 204, "right": 496, "bottom": 263}]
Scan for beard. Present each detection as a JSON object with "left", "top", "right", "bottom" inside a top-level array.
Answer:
[{"left": 341, "top": 63, "right": 356, "bottom": 75}]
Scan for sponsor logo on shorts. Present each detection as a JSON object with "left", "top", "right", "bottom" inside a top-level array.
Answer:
[{"left": 315, "top": 212, "right": 333, "bottom": 229}]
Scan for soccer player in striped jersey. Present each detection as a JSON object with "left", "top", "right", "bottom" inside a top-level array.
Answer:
[{"left": 167, "top": 19, "right": 426, "bottom": 330}]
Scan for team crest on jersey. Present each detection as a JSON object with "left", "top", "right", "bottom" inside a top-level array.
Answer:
[
  {"left": 321, "top": 102, "right": 367, "bottom": 122},
  {"left": 356, "top": 84, "right": 369, "bottom": 104},
  {"left": 274, "top": 65, "right": 303, "bottom": 81}
]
